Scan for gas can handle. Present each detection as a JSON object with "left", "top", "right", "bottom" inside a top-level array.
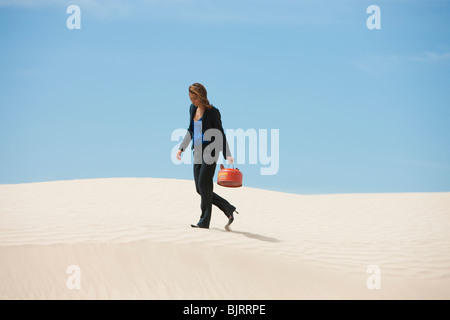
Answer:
[{"left": 220, "top": 164, "right": 235, "bottom": 170}]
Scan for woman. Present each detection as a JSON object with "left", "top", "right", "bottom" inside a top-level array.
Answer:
[{"left": 176, "top": 83, "right": 239, "bottom": 230}]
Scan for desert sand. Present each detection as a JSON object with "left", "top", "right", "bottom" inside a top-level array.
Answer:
[{"left": 0, "top": 177, "right": 449, "bottom": 299}]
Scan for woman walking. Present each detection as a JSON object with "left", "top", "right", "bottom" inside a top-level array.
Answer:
[{"left": 176, "top": 83, "right": 238, "bottom": 230}]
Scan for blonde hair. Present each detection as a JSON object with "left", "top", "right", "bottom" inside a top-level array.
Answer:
[{"left": 189, "top": 83, "right": 213, "bottom": 109}]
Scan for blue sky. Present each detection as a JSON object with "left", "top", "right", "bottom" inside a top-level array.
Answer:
[{"left": 0, "top": 0, "right": 449, "bottom": 195}]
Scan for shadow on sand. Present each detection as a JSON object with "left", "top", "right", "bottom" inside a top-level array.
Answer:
[{"left": 212, "top": 228, "right": 282, "bottom": 243}]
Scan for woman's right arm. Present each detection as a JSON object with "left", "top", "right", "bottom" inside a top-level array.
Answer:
[
  {"left": 178, "top": 104, "right": 195, "bottom": 152},
  {"left": 179, "top": 131, "right": 192, "bottom": 152}
]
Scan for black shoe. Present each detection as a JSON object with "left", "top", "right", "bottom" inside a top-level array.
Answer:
[
  {"left": 225, "top": 208, "right": 239, "bottom": 231},
  {"left": 225, "top": 215, "right": 234, "bottom": 231},
  {"left": 226, "top": 206, "right": 239, "bottom": 216},
  {"left": 191, "top": 224, "right": 208, "bottom": 229}
]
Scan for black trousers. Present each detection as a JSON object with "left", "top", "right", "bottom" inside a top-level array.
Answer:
[{"left": 193, "top": 151, "right": 235, "bottom": 228}]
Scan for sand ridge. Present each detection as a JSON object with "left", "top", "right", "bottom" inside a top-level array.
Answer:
[{"left": 1, "top": 177, "right": 449, "bottom": 299}]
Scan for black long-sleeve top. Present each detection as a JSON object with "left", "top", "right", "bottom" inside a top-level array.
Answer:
[{"left": 179, "top": 104, "right": 231, "bottom": 160}]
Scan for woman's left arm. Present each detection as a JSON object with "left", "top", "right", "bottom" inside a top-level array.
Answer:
[{"left": 213, "top": 109, "right": 233, "bottom": 163}]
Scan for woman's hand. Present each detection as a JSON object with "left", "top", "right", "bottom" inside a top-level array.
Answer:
[
  {"left": 176, "top": 149, "right": 182, "bottom": 161},
  {"left": 227, "top": 156, "right": 234, "bottom": 164}
]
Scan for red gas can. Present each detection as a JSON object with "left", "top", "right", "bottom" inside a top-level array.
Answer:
[{"left": 217, "top": 164, "right": 243, "bottom": 188}]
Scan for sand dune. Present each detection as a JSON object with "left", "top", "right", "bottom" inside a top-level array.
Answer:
[{"left": 1, "top": 177, "right": 449, "bottom": 299}]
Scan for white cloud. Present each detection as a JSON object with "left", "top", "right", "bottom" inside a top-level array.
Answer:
[
  {"left": 0, "top": 0, "right": 77, "bottom": 7},
  {"left": 0, "top": 0, "right": 349, "bottom": 25},
  {"left": 408, "top": 51, "right": 450, "bottom": 62},
  {"left": 398, "top": 158, "right": 450, "bottom": 172},
  {"left": 350, "top": 54, "right": 402, "bottom": 75},
  {"left": 351, "top": 51, "right": 450, "bottom": 75},
  {"left": 0, "top": 0, "right": 136, "bottom": 19}
]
